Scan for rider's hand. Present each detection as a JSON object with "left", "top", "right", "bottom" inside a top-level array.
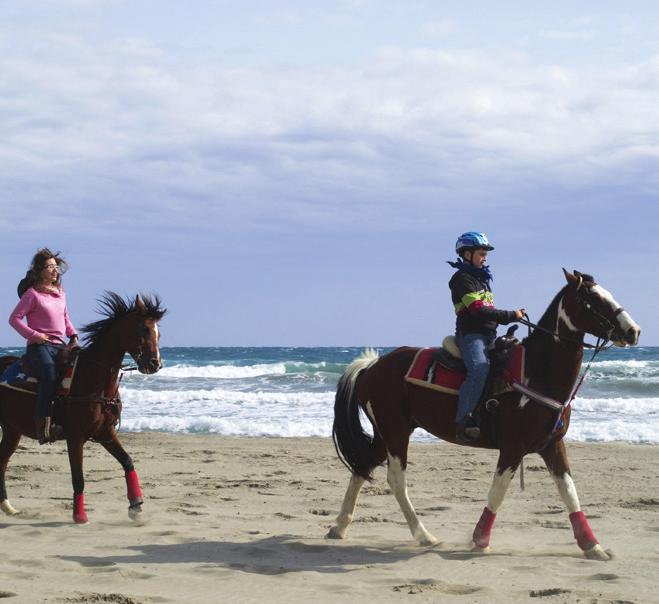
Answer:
[
  {"left": 514, "top": 309, "right": 526, "bottom": 320},
  {"left": 35, "top": 333, "right": 50, "bottom": 344},
  {"left": 68, "top": 335, "right": 80, "bottom": 350}
]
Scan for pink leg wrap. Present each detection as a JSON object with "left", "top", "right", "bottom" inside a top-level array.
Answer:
[
  {"left": 126, "top": 470, "right": 143, "bottom": 505},
  {"left": 472, "top": 507, "right": 496, "bottom": 548},
  {"left": 73, "top": 493, "right": 89, "bottom": 524},
  {"left": 569, "top": 511, "right": 598, "bottom": 550}
]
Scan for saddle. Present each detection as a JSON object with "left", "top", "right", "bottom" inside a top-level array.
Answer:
[
  {"left": 0, "top": 349, "right": 79, "bottom": 397},
  {"left": 405, "top": 326, "right": 524, "bottom": 397}
]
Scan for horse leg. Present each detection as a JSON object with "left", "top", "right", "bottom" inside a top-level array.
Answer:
[
  {"left": 0, "top": 426, "right": 22, "bottom": 516},
  {"left": 472, "top": 454, "right": 518, "bottom": 552},
  {"left": 539, "top": 439, "right": 609, "bottom": 561},
  {"left": 99, "top": 429, "right": 144, "bottom": 522},
  {"left": 386, "top": 444, "right": 439, "bottom": 546},
  {"left": 327, "top": 434, "right": 386, "bottom": 539},
  {"left": 67, "top": 438, "right": 88, "bottom": 524}
]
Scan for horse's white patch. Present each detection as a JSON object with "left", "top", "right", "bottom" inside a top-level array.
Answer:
[
  {"left": 487, "top": 467, "right": 514, "bottom": 512},
  {"left": 153, "top": 323, "right": 161, "bottom": 363},
  {"left": 330, "top": 473, "right": 366, "bottom": 538},
  {"left": 558, "top": 298, "right": 579, "bottom": 333},
  {"left": 591, "top": 284, "right": 640, "bottom": 343},
  {"left": 518, "top": 395, "right": 529, "bottom": 409},
  {"left": 387, "top": 454, "right": 437, "bottom": 545},
  {"left": 551, "top": 472, "right": 581, "bottom": 513}
]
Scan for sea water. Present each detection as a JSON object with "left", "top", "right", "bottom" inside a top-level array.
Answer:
[{"left": 1, "top": 346, "right": 656, "bottom": 443}]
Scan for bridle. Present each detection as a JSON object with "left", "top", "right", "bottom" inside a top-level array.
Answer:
[{"left": 519, "top": 276, "right": 623, "bottom": 352}]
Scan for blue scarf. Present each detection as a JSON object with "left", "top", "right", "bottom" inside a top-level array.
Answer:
[{"left": 447, "top": 258, "right": 494, "bottom": 284}]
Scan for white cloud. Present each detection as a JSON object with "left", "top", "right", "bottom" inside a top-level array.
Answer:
[
  {"left": 419, "top": 19, "right": 460, "bottom": 38},
  {"left": 2, "top": 25, "right": 659, "bottom": 237}
]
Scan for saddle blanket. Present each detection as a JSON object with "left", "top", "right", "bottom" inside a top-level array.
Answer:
[
  {"left": 0, "top": 356, "right": 78, "bottom": 397},
  {"left": 405, "top": 345, "right": 525, "bottom": 395}
]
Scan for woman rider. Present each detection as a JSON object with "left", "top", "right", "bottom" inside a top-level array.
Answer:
[
  {"left": 9, "top": 249, "right": 79, "bottom": 444},
  {"left": 448, "top": 232, "right": 525, "bottom": 442}
]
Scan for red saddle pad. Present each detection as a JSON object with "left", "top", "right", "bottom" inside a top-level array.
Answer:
[{"left": 405, "top": 345, "right": 525, "bottom": 395}]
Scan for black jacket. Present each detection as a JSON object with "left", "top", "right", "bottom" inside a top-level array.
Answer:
[{"left": 449, "top": 270, "right": 516, "bottom": 336}]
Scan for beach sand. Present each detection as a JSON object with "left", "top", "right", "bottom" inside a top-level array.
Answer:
[{"left": 0, "top": 434, "right": 657, "bottom": 604}]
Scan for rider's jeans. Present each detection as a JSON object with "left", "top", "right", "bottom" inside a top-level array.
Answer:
[
  {"left": 26, "top": 343, "right": 63, "bottom": 418},
  {"left": 455, "top": 332, "right": 494, "bottom": 425}
]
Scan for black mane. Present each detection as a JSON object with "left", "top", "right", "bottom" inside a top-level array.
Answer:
[{"left": 80, "top": 291, "right": 166, "bottom": 348}]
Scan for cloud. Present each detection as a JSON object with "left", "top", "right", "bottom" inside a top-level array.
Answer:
[
  {"left": 419, "top": 19, "right": 460, "bottom": 38},
  {"left": 2, "top": 24, "right": 659, "bottom": 240}
]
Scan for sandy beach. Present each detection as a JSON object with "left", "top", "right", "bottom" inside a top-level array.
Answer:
[{"left": 0, "top": 433, "right": 657, "bottom": 604}]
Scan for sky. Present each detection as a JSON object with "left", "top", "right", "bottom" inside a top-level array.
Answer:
[{"left": 1, "top": 1, "right": 657, "bottom": 346}]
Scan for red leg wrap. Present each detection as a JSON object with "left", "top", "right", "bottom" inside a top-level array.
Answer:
[
  {"left": 569, "top": 511, "right": 598, "bottom": 550},
  {"left": 73, "top": 493, "right": 88, "bottom": 524},
  {"left": 472, "top": 507, "right": 496, "bottom": 548},
  {"left": 126, "top": 470, "right": 143, "bottom": 506}
]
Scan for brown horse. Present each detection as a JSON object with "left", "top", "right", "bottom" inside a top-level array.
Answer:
[
  {"left": 329, "top": 270, "right": 640, "bottom": 560},
  {"left": 0, "top": 292, "right": 166, "bottom": 524}
]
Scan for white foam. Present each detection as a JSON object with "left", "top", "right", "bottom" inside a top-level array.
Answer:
[{"left": 138, "top": 363, "right": 288, "bottom": 379}]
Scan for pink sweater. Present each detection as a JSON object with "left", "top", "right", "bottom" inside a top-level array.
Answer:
[{"left": 9, "top": 287, "right": 77, "bottom": 345}]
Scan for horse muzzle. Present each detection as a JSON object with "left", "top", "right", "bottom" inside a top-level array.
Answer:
[
  {"left": 612, "top": 324, "right": 641, "bottom": 347},
  {"left": 137, "top": 357, "right": 162, "bottom": 374}
]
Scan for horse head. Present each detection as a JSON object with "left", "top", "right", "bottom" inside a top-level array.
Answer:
[
  {"left": 560, "top": 269, "right": 640, "bottom": 347},
  {"left": 122, "top": 294, "right": 167, "bottom": 374}
]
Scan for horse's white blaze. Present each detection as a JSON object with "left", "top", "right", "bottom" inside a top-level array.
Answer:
[
  {"left": 591, "top": 284, "right": 640, "bottom": 344},
  {"left": 387, "top": 454, "right": 437, "bottom": 545},
  {"left": 558, "top": 299, "right": 579, "bottom": 333},
  {"left": 0, "top": 499, "right": 19, "bottom": 515},
  {"left": 487, "top": 467, "right": 514, "bottom": 512},
  {"left": 329, "top": 474, "right": 366, "bottom": 538},
  {"left": 153, "top": 323, "right": 161, "bottom": 364},
  {"left": 551, "top": 472, "right": 581, "bottom": 513}
]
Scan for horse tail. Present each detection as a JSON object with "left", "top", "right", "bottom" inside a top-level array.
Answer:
[{"left": 332, "top": 348, "right": 380, "bottom": 480}]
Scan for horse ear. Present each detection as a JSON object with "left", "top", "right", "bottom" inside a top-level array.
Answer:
[
  {"left": 574, "top": 269, "right": 583, "bottom": 278},
  {"left": 562, "top": 268, "right": 577, "bottom": 283},
  {"left": 135, "top": 295, "right": 146, "bottom": 312}
]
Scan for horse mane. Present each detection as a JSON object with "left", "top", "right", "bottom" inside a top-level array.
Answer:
[
  {"left": 521, "top": 284, "right": 570, "bottom": 374},
  {"left": 80, "top": 291, "right": 166, "bottom": 348}
]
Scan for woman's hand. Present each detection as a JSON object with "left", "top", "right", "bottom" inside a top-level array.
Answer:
[
  {"left": 35, "top": 333, "right": 50, "bottom": 344},
  {"left": 68, "top": 335, "right": 80, "bottom": 350},
  {"left": 514, "top": 309, "right": 526, "bottom": 320}
]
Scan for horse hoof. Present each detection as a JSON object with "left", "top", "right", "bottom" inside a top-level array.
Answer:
[
  {"left": 128, "top": 505, "right": 145, "bottom": 524},
  {"left": 418, "top": 535, "right": 439, "bottom": 547},
  {"left": 0, "top": 500, "right": 20, "bottom": 516},
  {"left": 584, "top": 544, "right": 610, "bottom": 561},
  {"left": 326, "top": 526, "right": 346, "bottom": 539},
  {"left": 471, "top": 544, "right": 490, "bottom": 554}
]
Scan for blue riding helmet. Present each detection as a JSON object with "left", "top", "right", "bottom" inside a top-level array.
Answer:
[{"left": 455, "top": 232, "right": 495, "bottom": 253}]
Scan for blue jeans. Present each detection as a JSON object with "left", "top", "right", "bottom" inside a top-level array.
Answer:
[
  {"left": 26, "top": 343, "right": 63, "bottom": 418},
  {"left": 455, "top": 332, "right": 494, "bottom": 424}
]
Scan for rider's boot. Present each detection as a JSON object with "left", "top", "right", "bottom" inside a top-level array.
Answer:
[
  {"left": 456, "top": 417, "right": 480, "bottom": 443},
  {"left": 35, "top": 416, "right": 50, "bottom": 445},
  {"left": 35, "top": 416, "right": 64, "bottom": 445}
]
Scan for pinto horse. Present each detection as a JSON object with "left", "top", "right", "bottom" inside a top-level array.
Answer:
[
  {"left": 329, "top": 270, "right": 640, "bottom": 560},
  {"left": 0, "top": 292, "right": 166, "bottom": 524}
]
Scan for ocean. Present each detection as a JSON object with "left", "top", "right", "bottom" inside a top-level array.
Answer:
[{"left": 1, "top": 346, "right": 657, "bottom": 443}]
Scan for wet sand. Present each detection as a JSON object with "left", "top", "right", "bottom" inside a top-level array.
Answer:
[{"left": 0, "top": 433, "right": 657, "bottom": 603}]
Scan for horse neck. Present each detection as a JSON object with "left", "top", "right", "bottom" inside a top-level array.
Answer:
[
  {"left": 523, "top": 292, "right": 584, "bottom": 402},
  {"left": 75, "top": 325, "right": 125, "bottom": 397}
]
